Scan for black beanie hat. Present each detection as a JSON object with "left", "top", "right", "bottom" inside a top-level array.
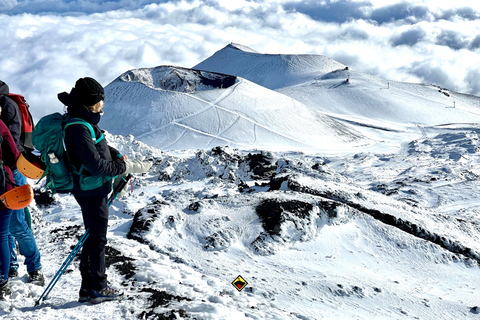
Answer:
[{"left": 75, "top": 77, "right": 105, "bottom": 107}]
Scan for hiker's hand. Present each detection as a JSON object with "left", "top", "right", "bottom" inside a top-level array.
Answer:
[
  {"left": 119, "top": 155, "right": 128, "bottom": 161},
  {"left": 124, "top": 157, "right": 152, "bottom": 174}
]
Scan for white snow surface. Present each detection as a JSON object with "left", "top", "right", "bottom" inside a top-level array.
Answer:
[
  {"left": 2, "top": 44, "right": 480, "bottom": 319},
  {"left": 102, "top": 65, "right": 367, "bottom": 152}
]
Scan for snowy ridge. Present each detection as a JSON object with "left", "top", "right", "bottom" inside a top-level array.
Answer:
[
  {"left": 102, "top": 66, "right": 370, "bottom": 152},
  {"left": 228, "top": 43, "right": 259, "bottom": 53}
]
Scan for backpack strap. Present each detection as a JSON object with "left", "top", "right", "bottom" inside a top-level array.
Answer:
[
  {"left": 63, "top": 118, "right": 104, "bottom": 176},
  {"left": 63, "top": 118, "right": 103, "bottom": 143}
]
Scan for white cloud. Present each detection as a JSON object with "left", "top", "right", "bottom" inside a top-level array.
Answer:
[
  {"left": 0, "top": 0, "right": 16, "bottom": 10},
  {"left": 3, "top": 0, "right": 165, "bottom": 14},
  {"left": 1, "top": 0, "right": 480, "bottom": 121}
]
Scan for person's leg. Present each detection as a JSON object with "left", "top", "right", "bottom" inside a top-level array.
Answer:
[
  {"left": 79, "top": 237, "right": 92, "bottom": 290},
  {"left": 7, "top": 233, "right": 18, "bottom": 276},
  {"left": 74, "top": 195, "right": 109, "bottom": 291},
  {"left": 0, "top": 210, "right": 12, "bottom": 280},
  {"left": 0, "top": 209, "right": 13, "bottom": 295},
  {"left": 9, "top": 208, "right": 42, "bottom": 273},
  {"left": 9, "top": 169, "right": 42, "bottom": 276}
]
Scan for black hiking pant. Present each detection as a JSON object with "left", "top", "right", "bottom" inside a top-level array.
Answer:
[{"left": 74, "top": 194, "right": 109, "bottom": 292}]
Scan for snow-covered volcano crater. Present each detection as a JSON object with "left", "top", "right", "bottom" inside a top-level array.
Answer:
[
  {"left": 119, "top": 66, "right": 237, "bottom": 93},
  {"left": 102, "top": 64, "right": 370, "bottom": 152}
]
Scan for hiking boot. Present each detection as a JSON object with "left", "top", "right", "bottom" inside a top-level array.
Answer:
[
  {"left": 91, "top": 285, "right": 123, "bottom": 304},
  {"left": 0, "top": 280, "right": 11, "bottom": 300},
  {"left": 78, "top": 287, "right": 95, "bottom": 303},
  {"left": 28, "top": 269, "right": 45, "bottom": 286},
  {"left": 8, "top": 269, "right": 18, "bottom": 278}
]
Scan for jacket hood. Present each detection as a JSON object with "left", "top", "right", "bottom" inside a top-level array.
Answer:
[
  {"left": 0, "top": 81, "right": 9, "bottom": 96},
  {"left": 58, "top": 88, "right": 101, "bottom": 125}
]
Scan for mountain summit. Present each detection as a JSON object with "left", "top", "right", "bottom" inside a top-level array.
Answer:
[{"left": 193, "top": 43, "right": 346, "bottom": 90}]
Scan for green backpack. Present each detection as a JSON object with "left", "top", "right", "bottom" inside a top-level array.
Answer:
[{"left": 32, "top": 112, "right": 113, "bottom": 193}]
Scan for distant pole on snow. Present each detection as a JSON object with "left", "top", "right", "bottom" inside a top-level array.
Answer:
[
  {"left": 454, "top": 101, "right": 456, "bottom": 108},
  {"left": 387, "top": 82, "right": 390, "bottom": 89}
]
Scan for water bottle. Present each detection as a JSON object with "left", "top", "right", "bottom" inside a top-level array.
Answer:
[
  {"left": 47, "top": 153, "right": 73, "bottom": 189},
  {"left": 48, "top": 153, "right": 59, "bottom": 164}
]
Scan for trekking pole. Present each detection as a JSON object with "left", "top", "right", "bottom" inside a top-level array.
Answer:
[
  {"left": 35, "top": 173, "right": 133, "bottom": 306},
  {"left": 35, "top": 230, "right": 89, "bottom": 306},
  {"left": 108, "top": 174, "right": 133, "bottom": 206}
]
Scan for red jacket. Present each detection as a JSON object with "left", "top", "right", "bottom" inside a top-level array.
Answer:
[{"left": 0, "top": 119, "right": 20, "bottom": 195}]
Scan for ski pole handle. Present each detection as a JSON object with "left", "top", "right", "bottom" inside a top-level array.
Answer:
[{"left": 108, "top": 173, "right": 133, "bottom": 206}]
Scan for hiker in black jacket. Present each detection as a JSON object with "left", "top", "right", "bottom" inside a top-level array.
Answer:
[
  {"left": 0, "top": 82, "right": 22, "bottom": 150},
  {"left": 58, "top": 77, "right": 152, "bottom": 303},
  {"left": 0, "top": 80, "right": 44, "bottom": 286}
]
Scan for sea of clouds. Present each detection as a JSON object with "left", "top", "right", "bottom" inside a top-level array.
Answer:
[{"left": 1, "top": 0, "right": 480, "bottom": 121}]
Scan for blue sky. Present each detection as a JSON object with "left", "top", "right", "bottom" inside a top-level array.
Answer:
[{"left": 1, "top": 0, "right": 480, "bottom": 120}]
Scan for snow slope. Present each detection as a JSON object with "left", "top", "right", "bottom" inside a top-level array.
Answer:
[
  {"left": 102, "top": 66, "right": 369, "bottom": 152},
  {"left": 278, "top": 69, "right": 480, "bottom": 127},
  {"left": 194, "top": 43, "right": 480, "bottom": 152},
  {"left": 195, "top": 44, "right": 480, "bottom": 129},
  {"left": 1, "top": 44, "right": 480, "bottom": 320},
  {"left": 9, "top": 132, "right": 479, "bottom": 320}
]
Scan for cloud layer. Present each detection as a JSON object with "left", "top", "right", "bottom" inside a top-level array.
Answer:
[{"left": 1, "top": 0, "right": 480, "bottom": 121}]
